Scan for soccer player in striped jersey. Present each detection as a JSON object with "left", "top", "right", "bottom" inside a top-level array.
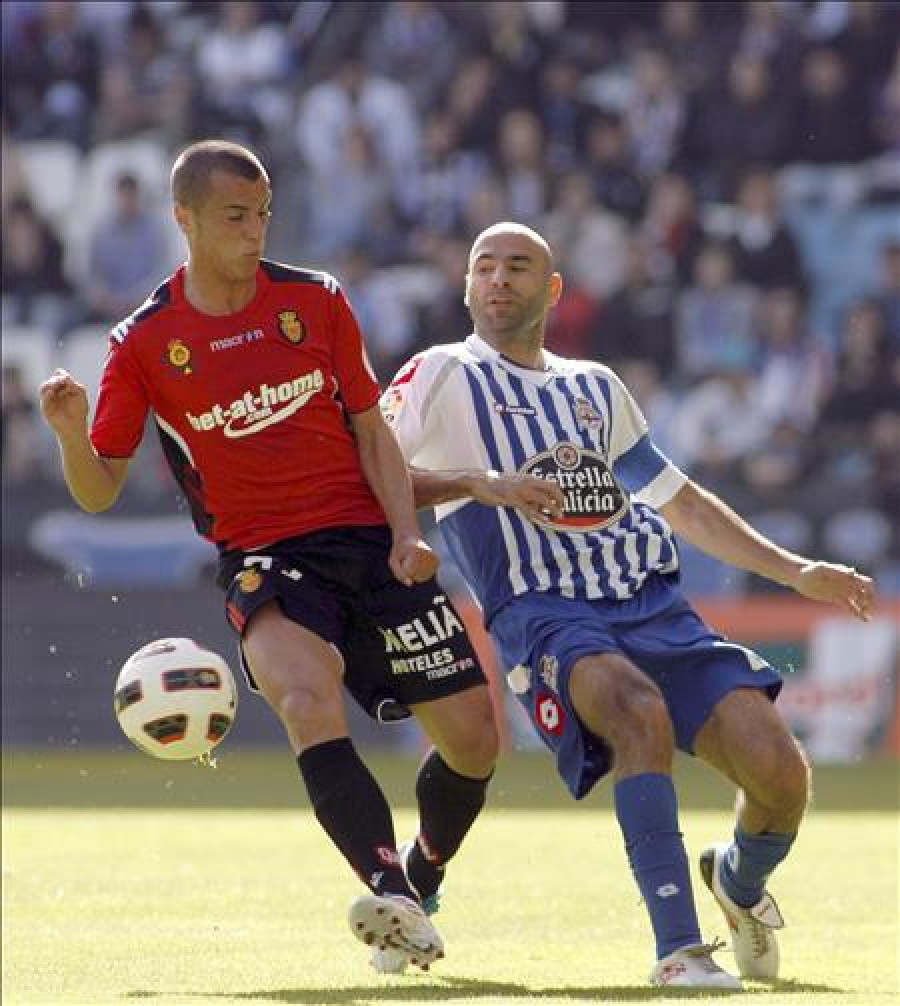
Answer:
[
  {"left": 39, "top": 140, "right": 501, "bottom": 973},
  {"left": 382, "top": 221, "right": 876, "bottom": 989}
]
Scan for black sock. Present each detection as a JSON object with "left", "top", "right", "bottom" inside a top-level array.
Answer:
[
  {"left": 410, "top": 749, "right": 492, "bottom": 899},
  {"left": 297, "top": 738, "right": 412, "bottom": 899}
]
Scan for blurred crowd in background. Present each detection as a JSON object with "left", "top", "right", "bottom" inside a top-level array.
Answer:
[{"left": 2, "top": 0, "right": 898, "bottom": 591}]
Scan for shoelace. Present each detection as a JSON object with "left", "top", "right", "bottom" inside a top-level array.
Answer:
[{"left": 685, "top": 938, "right": 728, "bottom": 972}]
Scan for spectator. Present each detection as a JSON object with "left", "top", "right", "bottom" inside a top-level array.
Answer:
[
  {"left": 399, "top": 112, "right": 489, "bottom": 241},
  {"left": 668, "top": 362, "right": 769, "bottom": 489},
  {"left": 303, "top": 125, "right": 398, "bottom": 263},
  {"left": 81, "top": 173, "right": 172, "bottom": 322},
  {"left": 790, "top": 47, "right": 875, "bottom": 164},
  {"left": 726, "top": 168, "right": 806, "bottom": 292},
  {"left": 296, "top": 57, "right": 419, "bottom": 187},
  {"left": 679, "top": 54, "right": 791, "bottom": 198},
  {"left": 364, "top": 0, "right": 460, "bottom": 113},
  {"left": 536, "top": 54, "right": 592, "bottom": 173},
  {"left": 675, "top": 242, "right": 758, "bottom": 384},
  {"left": 1, "top": 363, "right": 45, "bottom": 485},
  {"left": 639, "top": 172, "right": 705, "bottom": 284},
  {"left": 194, "top": 0, "right": 292, "bottom": 143},
  {"left": 755, "top": 286, "right": 829, "bottom": 430},
  {"left": 541, "top": 169, "right": 628, "bottom": 301},
  {"left": 870, "top": 241, "right": 900, "bottom": 349},
  {"left": 494, "top": 107, "right": 548, "bottom": 220},
  {"left": 1, "top": 1, "right": 100, "bottom": 148},
  {"left": 1, "top": 195, "right": 75, "bottom": 338},
  {"left": 624, "top": 47, "right": 685, "bottom": 179},
  {"left": 655, "top": 0, "right": 718, "bottom": 97},
  {"left": 584, "top": 113, "right": 646, "bottom": 222},
  {"left": 587, "top": 236, "right": 675, "bottom": 371}
]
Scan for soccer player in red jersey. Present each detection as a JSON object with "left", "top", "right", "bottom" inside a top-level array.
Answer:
[{"left": 39, "top": 140, "right": 502, "bottom": 972}]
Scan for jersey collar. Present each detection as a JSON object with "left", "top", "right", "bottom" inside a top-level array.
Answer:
[{"left": 465, "top": 332, "right": 560, "bottom": 386}]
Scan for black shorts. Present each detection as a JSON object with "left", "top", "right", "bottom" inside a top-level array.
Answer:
[{"left": 217, "top": 525, "right": 486, "bottom": 717}]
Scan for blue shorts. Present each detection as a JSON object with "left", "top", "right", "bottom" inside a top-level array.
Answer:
[{"left": 490, "top": 574, "right": 782, "bottom": 799}]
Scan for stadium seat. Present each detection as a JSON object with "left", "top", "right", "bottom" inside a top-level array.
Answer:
[
  {"left": 16, "top": 140, "right": 81, "bottom": 229},
  {"left": 28, "top": 510, "right": 216, "bottom": 587},
  {"left": 60, "top": 325, "right": 113, "bottom": 404},
  {"left": 1, "top": 325, "right": 56, "bottom": 399},
  {"left": 822, "top": 509, "right": 893, "bottom": 568},
  {"left": 748, "top": 511, "right": 814, "bottom": 555},
  {"left": 677, "top": 542, "right": 747, "bottom": 598}
]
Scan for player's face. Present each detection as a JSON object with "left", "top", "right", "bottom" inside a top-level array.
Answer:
[
  {"left": 464, "top": 232, "right": 561, "bottom": 347},
  {"left": 180, "top": 171, "right": 272, "bottom": 282}
]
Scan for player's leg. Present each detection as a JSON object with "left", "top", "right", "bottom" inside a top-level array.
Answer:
[
  {"left": 568, "top": 654, "right": 711, "bottom": 967},
  {"left": 407, "top": 686, "right": 498, "bottom": 902},
  {"left": 242, "top": 600, "right": 417, "bottom": 901},
  {"left": 692, "top": 687, "right": 808, "bottom": 979}
]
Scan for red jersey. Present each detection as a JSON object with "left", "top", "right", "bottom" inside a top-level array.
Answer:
[{"left": 90, "top": 259, "right": 387, "bottom": 550}]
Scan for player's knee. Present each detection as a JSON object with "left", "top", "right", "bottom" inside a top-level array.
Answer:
[
  {"left": 443, "top": 700, "right": 499, "bottom": 776},
  {"left": 276, "top": 683, "right": 342, "bottom": 737},
  {"left": 573, "top": 657, "right": 673, "bottom": 757},
  {"left": 769, "top": 738, "right": 810, "bottom": 817}
]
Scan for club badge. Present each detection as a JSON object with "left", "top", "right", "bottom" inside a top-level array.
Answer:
[
  {"left": 277, "top": 310, "right": 306, "bottom": 345},
  {"left": 165, "top": 339, "right": 193, "bottom": 374}
]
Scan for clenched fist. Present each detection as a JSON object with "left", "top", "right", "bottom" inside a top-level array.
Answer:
[{"left": 39, "top": 369, "right": 90, "bottom": 438}]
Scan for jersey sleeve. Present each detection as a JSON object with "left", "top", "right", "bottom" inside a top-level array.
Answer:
[
  {"left": 89, "top": 335, "right": 150, "bottom": 459},
  {"left": 605, "top": 368, "right": 687, "bottom": 509},
  {"left": 379, "top": 353, "right": 435, "bottom": 462},
  {"left": 329, "top": 282, "right": 381, "bottom": 414}
]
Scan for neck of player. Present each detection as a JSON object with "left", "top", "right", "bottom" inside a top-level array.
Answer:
[
  {"left": 487, "top": 329, "right": 546, "bottom": 371},
  {"left": 184, "top": 261, "right": 257, "bottom": 316}
]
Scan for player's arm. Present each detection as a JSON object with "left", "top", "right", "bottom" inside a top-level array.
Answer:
[
  {"left": 350, "top": 404, "right": 437, "bottom": 587},
  {"left": 410, "top": 467, "right": 566, "bottom": 522},
  {"left": 659, "top": 479, "right": 876, "bottom": 620},
  {"left": 39, "top": 369, "right": 129, "bottom": 512}
]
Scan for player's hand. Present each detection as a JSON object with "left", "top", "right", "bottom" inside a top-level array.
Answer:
[
  {"left": 791, "top": 561, "right": 876, "bottom": 621},
  {"left": 472, "top": 471, "right": 566, "bottom": 524},
  {"left": 39, "top": 369, "right": 90, "bottom": 437},
  {"left": 389, "top": 534, "right": 439, "bottom": 586}
]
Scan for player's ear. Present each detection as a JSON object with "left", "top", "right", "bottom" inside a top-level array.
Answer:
[
  {"left": 548, "top": 271, "right": 563, "bottom": 307},
  {"left": 173, "top": 202, "right": 192, "bottom": 238}
]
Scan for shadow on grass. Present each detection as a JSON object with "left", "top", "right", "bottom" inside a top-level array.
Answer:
[{"left": 127, "top": 976, "right": 845, "bottom": 1002}]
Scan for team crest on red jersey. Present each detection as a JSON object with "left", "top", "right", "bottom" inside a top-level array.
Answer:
[
  {"left": 165, "top": 339, "right": 193, "bottom": 375},
  {"left": 277, "top": 310, "right": 306, "bottom": 344}
]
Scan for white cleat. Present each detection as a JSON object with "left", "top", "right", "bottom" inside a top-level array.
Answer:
[
  {"left": 650, "top": 941, "right": 742, "bottom": 990},
  {"left": 700, "top": 842, "right": 784, "bottom": 981},
  {"left": 349, "top": 892, "right": 444, "bottom": 972},
  {"left": 370, "top": 841, "right": 442, "bottom": 974}
]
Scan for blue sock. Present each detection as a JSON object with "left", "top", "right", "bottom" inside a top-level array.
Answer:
[
  {"left": 614, "top": 773, "right": 701, "bottom": 959},
  {"left": 720, "top": 826, "right": 795, "bottom": 908}
]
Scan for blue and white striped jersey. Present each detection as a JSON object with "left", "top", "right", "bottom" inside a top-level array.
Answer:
[{"left": 382, "top": 334, "right": 688, "bottom": 624}]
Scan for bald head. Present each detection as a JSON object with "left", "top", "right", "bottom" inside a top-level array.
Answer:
[
  {"left": 464, "top": 221, "right": 562, "bottom": 363},
  {"left": 469, "top": 221, "right": 555, "bottom": 276}
]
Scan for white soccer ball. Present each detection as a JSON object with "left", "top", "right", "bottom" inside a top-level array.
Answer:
[{"left": 114, "top": 637, "right": 238, "bottom": 761}]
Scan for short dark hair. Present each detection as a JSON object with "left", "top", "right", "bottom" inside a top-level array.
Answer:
[{"left": 171, "top": 140, "right": 268, "bottom": 208}]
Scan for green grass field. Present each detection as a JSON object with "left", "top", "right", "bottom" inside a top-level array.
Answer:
[{"left": 3, "top": 750, "right": 898, "bottom": 1005}]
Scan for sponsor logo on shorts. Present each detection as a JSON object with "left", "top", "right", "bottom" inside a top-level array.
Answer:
[
  {"left": 535, "top": 691, "right": 565, "bottom": 736},
  {"left": 539, "top": 654, "right": 559, "bottom": 691},
  {"left": 521, "top": 442, "right": 628, "bottom": 533},
  {"left": 375, "top": 846, "right": 399, "bottom": 866},
  {"left": 379, "top": 596, "right": 474, "bottom": 679},
  {"left": 186, "top": 370, "right": 325, "bottom": 438}
]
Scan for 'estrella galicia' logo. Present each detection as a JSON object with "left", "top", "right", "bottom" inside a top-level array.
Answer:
[{"left": 521, "top": 442, "right": 628, "bottom": 532}]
